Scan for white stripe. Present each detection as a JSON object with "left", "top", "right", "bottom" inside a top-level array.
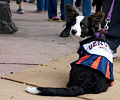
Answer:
[{"left": 26, "top": 86, "right": 41, "bottom": 94}]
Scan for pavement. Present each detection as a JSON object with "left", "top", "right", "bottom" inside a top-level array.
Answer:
[{"left": 0, "top": 1, "right": 120, "bottom": 100}]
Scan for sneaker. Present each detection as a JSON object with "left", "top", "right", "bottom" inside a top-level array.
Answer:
[
  {"left": 60, "top": 16, "right": 66, "bottom": 22},
  {"left": 48, "top": 16, "right": 61, "bottom": 22},
  {"left": 44, "top": 10, "right": 48, "bottom": 13},
  {"left": 35, "top": 10, "right": 44, "bottom": 13},
  {"left": 75, "top": 2, "right": 81, "bottom": 11},
  {"left": 29, "top": 0, "right": 35, "bottom": 3},
  {"left": 23, "top": 0, "right": 26, "bottom": 2},
  {"left": 112, "top": 50, "right": 118, "bottom": 59},
  {"left": 75, "top": 2, "right": 81, "bottom": 7},
  {"left": 60, "top": 18, "right": 66, "bottom": 22},
  {"left": 16, "top": 9, "right": 24, "bottom": 14},
  {"left": 60, "top": 27, "right": 70, "bottom": 37}
]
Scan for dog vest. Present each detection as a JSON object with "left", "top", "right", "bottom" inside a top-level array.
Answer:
[{"left": 71, "top": 37, "right": 114, "bottom": 84}]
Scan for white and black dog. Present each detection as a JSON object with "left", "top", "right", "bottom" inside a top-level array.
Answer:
[{"left": 26, "top": 4, "right": 114, "bottom": 97}]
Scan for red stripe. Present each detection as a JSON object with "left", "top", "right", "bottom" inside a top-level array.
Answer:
[
  {"left": 76, "top": 55, "right": 90, "bottom": 64},
  {"left": 106, "top": 62, "right": 110, "bottom": 79},
  {"left": 111, "top": 82, "right": 114, "bottom": 86},
  {"left": 91, "top": 56, "right": 102, "bottom": 69}
]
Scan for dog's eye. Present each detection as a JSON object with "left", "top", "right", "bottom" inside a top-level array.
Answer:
[{"left": 81, "top": 24, "right": 86, "bottom": 28}]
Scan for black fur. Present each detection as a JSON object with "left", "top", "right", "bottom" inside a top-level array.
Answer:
[
  {"left": 27, "top": 4, "right": 112, "bottom": 97},
  {"left": 36, "top": 64, "right": 110, "bottom": 96}
]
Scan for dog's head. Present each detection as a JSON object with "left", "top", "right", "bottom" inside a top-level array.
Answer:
[{"left": 66, "top": 4, "right": 105, "bottom": 42}]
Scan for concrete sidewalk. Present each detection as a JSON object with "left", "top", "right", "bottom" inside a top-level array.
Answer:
[
  {"left": 0, "top": 1, "right": 120, "bottom": 100},
  {"left": 0, "top": 1, "right": 77, "bottom": 77}
]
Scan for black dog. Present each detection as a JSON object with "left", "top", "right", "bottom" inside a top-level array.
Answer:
[{"left": 26, "top": 4, "right": 114, "bottom": 97}]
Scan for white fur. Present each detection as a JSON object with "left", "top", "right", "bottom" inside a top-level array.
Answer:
[
  {"left": 26, "top": 86, "right": 41, "bottom": 94},
  {"left": 71, "top": 35, "right": 87, "bottom": 43},
  {"left": 70, "top": 16, "right": 84, "bottom": 37},
  {"left": 70, "top": 16, "right": 87, "bottom": 42}
]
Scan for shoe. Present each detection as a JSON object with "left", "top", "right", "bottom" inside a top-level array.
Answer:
[
  {"left": 60, "top": 18, "right": 66, "bottom": 22},
  {"left": 61, "top": 19, "right": 66, "bottom": 22},
  {"left": 75, "top": 2, "right": 81, "bottom": 11},
  {"left": 44, "top": 10, "right": 48, "bottom": 13},
  {"left": 75, "top": 2, "right": 81, "bottom": 7},
  {"left": 16, "top": 9, "right": 24, "bottom": 14},
  {"left": 35, "top": 10, "right": 44, "bottom": 13},
  {"left": 60, "top": 16, "right": 66, "bottom": 22},
  {"left": 60, "top": 27, "right": 70, "bottom": 37},
  {"left": 48, "top": 16, "right": 61, "bottom": 22},
  {"left": 112, "top": 50, "right": 118, "bottom": 59},
  {"left": 29, "top": 0, "right": 35, "bottom": 3}
]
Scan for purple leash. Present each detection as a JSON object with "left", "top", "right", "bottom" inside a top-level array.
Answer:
[
  {"left": 106, "top": 0, "right": 115, "bottom": 21},
  {"left": 96, "top": 0, "right": 116, "bottom": 39},
  {"left": 103, "top": 0, "right": 116, "bottom": 33}
]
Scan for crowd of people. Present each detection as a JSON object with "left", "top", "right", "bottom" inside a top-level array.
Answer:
[{"left": 15, "top": 0, "right": 120, "bottom": 58}]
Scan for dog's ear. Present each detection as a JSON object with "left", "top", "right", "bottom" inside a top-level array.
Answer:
[
  {"left": 89, "top": 12, "right": 105, "bottom": 28},
  {"left": 66, "top": 4, "right": 79, "bottom": 24}
]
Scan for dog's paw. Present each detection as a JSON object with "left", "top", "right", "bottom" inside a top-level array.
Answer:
[{"left": 26, "top": 86, "right": 41, "bottom": 94}]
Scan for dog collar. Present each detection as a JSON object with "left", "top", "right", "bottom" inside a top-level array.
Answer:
[{"left": 95, "top": 31, "right": 105, "bottom": 40}]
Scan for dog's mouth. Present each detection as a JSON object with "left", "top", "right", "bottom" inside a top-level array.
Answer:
[
  {"left": 80, "top": 34, "right": 86, "bottom": 38},
  {"left": 70, "top": 29, "right": 88, "bottom": 38},
  {"left": 70, "top": 32, "right": 86, "bottom": 38}
]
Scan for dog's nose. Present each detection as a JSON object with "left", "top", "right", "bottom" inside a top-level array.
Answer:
[{"left": 71, "top": 29, "right": 77, "bottom": 35}]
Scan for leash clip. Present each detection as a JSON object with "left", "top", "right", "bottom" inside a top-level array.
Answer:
[{"left": 104, "top": 19, "right": 110, "bottom": 30}]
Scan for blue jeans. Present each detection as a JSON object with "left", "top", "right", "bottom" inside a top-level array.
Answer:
[
  {"left": 75, "top": 0, "right": 81, "bottom": 7},
  {"left": 75, "top": 0, "right": 91, "bottom": 16},
  {"left": 48, "top": 0, "right": 73, "bottom": 20},
  {"left": 60, "top": 0, "right": 73, "bottom": 20},
  {"left": 37, "top": 0, "right": 49, "bottom": 11}
]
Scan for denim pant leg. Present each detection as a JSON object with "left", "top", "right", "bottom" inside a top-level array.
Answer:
[
  {"left": 37, "top": 0, "right": 45, "bottom": 11},
  {"left": 76, "top": 0, "right": 81, "bottom": 4},
  {"left": 60, "top": 0, "right": 73, "bottom": 21},
  {"left": 45, "top": 0, "right": 49, "bottom": 11},
  {"left": 60, "top": 0, "right": 65, "bottom": 20},
  {"left": 48, "top": 0, "right": 57, "bottom": 19},
  {"left": 82, "top": 0, "right": 91, "bottom": 16},
  {"left": 75, "top": 0, "right": 81, "bottom": 7},
  {"left": 107, "top": 38, "right": 120, "bottom": 50}
]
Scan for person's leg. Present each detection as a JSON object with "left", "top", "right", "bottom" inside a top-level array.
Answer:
[
  {"left": 60, "top": 0, "right": 73, "bottom": 37},
  {"left": 48, "top": 0, "right": 57, "bottom": 19},
  {"left": 75, "top": 0, "right": 81, "bottom": 7},
  {"left": 48, "top": 0, "right": 61, "bottom": 22},
  {"left": 82, "top": 0, "right": 91, "bottom": 16},
  {"left": 17, "top": 1, "right": 24, "bottom": 14},
  {"left": 19, "top": 1, "right": 24, "bottom": 9},
  {"left": 60, "top": 0, "right": 66, "bottom": 20},
  {"left": 45, "top": 0, "right": 49, "bottom": 11},
  {"left": 60, "top": 0, "right": 73, "bottom": 21},
  {"left": 66, "top": 0, "right": 73, "bottom": 6},
  {"left": 107, "top": 38, "right": 120, "bottom": 59},
  {"left": 36, "top": 0, "right": 44, "bottom": 11},
  {"left": 95, "top": 0, "right": 102, "bottom": 12}
]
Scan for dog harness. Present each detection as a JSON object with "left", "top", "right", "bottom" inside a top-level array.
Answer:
[{"left": 71, "top": 37, "right": 114, "bottom": 85}]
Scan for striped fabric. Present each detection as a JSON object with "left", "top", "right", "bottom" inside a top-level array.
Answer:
[{"left": 71, "top": 38, "right": 114, "bottom": 85}]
